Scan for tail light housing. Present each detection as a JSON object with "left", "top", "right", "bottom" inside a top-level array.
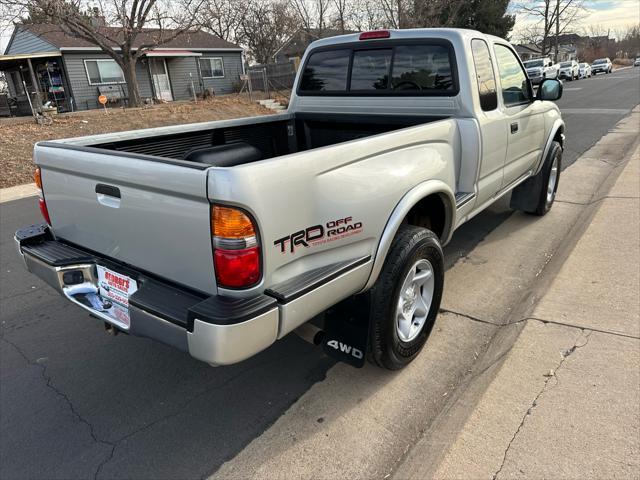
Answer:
[
  {"left": 212, "top": 205, "right": 261, "bottom": 288},
  {"left": 34, "top": 167, "right": 51, "bottom": 225}
]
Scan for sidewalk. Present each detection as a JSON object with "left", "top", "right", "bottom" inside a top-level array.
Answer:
[{"left": 395, "top": 146, "right": 640, "bottom": 479}]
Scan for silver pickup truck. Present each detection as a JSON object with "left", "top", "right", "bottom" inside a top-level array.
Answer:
[{"left": 16, "top": 29, "right": 565, "bottom": 370}]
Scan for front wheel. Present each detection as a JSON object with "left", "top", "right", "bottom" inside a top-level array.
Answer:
[
  {"left": 368, "top": 225, "right": 444, "bottom": 370},
  {"left": 510, "top": 141, "right": 562, "bottom": 216}
]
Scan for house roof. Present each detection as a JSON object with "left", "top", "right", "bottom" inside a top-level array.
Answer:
[
  {"left": 275, "top": 28, "right": 356, "bottom": 59},
  {"left": 12, "top": 23, "right": 241, "bottom": 51},
  {"left": 514, "top": 43, "right": 542, "bottom": 54}
]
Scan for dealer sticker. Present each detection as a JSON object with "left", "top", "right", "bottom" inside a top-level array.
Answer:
[{"left": 96, "top": 265, "right": 138, "bottom": 329}]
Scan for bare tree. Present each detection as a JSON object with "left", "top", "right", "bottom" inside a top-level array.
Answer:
[
  {"left": 350, "top": 0, "right": 386, "bottom": 30},
  {"left": 195, "top": 0, "right": 248, "bottom": 42},
  {"left": 378, "top": 0, "right": 407, "bottom": 28},
  {"left": 332, "top": 0, "right": 350, "bottom": 34},
  {"left": 291, "top": 0, "right": 331, "bottom": 36},
  {"left": 513, "top": 23, "right": 545, "bottom": 46},
  {"left": 515, "top": 0, "right": 588, "bottom": 60},
  {"left": 0, "top": 0, "right": 202, "bottom": 107},
  {"left": 516, "top": 0, "right": 554, "bottom": 54},
  {"left": 237, "top": 0, "right": 296, "bottom": 64}
]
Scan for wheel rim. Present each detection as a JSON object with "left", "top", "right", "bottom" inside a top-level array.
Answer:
[
  {"left": 546, "top": 155, "right": 559, "bottom": 205},
  {"left": 395, "top": 259, "right": 435, "bottom": 343}
]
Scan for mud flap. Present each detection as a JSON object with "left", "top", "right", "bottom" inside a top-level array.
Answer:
[
  {"left": 321, "top": 295, "right": 370, "bottom": 368},
  {"left": 510, "top": 171, "right": 544, "bottom": 212}
]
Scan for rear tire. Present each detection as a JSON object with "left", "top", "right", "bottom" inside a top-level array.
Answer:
[{"left": 368, "top": 225, "right": 444, "bottom": 370}]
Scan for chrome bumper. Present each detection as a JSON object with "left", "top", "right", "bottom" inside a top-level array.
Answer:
[{"left": 15, "top": 225, "right": 279, "bottom": 366}]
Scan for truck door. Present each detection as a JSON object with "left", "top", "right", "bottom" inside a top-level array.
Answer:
[
  {"left": 493, "top": 44, "right": 545, "bottom": 189},
  {"left": 470, "top": 38, "right": 507, "bottom": 206}
]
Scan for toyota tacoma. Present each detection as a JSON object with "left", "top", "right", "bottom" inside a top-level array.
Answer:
[{"left": 16, "top": 29, "right": 565, "bottom": 370}]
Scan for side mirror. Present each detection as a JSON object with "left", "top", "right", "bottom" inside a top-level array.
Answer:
[{"left": 537, "top": 78, "right": 563, "bottom": 101}]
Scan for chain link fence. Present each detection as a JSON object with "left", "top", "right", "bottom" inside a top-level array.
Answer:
[{"left": 237, "top": 62, "right": 297, "bottom": 103}]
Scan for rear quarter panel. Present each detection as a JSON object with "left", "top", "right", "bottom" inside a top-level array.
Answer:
[{"left": 208, "top": 119, "right": 459, "bottom": 297}]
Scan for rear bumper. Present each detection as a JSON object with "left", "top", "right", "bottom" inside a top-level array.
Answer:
[{"left": 15, "top": 225, "right": 279, "bottom": 366}]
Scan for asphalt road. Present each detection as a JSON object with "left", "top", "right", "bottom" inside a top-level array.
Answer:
[{"left": 1, "top": 66, "right": 638, "bottom": 480}]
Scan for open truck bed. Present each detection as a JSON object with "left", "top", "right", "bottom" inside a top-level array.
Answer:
[{"left": 46, "top": 112, "right": 447, "bottom": 168}]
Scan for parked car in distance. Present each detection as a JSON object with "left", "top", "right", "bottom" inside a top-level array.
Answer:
[
  {"left": 559, "top": 60, "right": 580, "bottom": 80},
  {"left": 15, "top": 29, "right": 566, "bottom": 371},
  {"left": 523, "top": 57, "right": 559, "bottom": 84},
  {"left": 634, "top": 57, "right": 640, "bottom": 67},
  {"left": 578, "top": 62, "right": 592, "bottom": 78},
  {"left": 591, "top": 57, "right": 612, "bottom": 74}
]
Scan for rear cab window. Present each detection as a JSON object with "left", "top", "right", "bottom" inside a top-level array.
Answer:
[
  {"left": 470, "top": 39, "right": 497, "bottom": 111},
  {"left": 298, "top": 40, "right": 458, "bottom": 96}
]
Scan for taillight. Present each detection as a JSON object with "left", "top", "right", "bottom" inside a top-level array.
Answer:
[
  {"left": 34, "top": 167, "right": 51, "bottom": 225},
  {"left": 212, "top": 205, "right": 261, "bottom": 288},
  {"left": 359, "top": 30, "right": 390, "bottom": 40}
]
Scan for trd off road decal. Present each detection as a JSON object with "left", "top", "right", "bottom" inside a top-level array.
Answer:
[{"left": 274, "top": 216, "right": 363, "bottom": 254}]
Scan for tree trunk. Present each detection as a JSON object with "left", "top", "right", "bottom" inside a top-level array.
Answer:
[
  {"left": 554, "top": 0, "right": 560, "bottom": 62},
  {"left": 121, "top": 55, "right": 142, "bottom": 108}
]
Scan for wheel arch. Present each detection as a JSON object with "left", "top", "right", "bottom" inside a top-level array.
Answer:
[
  {"left": 361, "top": 180, "right": 455, "bottom": 292},
  {"left": 534, "top": 119, "right": 565, "bottom": 176}
]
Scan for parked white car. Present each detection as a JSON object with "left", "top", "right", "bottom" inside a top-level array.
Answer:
[
  {"left": 591, "top": 57, "right": 612, "bottom": 74},
  {"left": 634, "top": 57, "right": 640, "bottom": 67},
  {"left": 559, "top": 60, "right": 580, "bottom": 80},
  {"left": 523, "top": 57, "right": 559, "bottom": 84},
  {"left": 579, "top": 62, "right": 592, "bottom": 78}
]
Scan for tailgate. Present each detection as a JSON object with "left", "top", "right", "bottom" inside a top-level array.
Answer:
[{"left": 35, "top": 143, "right": 216, "bottom": 294}]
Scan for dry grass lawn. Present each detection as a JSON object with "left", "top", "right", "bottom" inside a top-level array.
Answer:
[{"left": 0, "top": 97, "right": 272, "bottom": 189}]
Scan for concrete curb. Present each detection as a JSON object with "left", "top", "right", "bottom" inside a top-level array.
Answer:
[{"left": 0, "top": 183, "right": 38, "bottom": 204}]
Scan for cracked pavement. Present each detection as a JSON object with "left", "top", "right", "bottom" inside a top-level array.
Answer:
[{"left": 395, "top": 117, "right": 639, "bottom": 479}]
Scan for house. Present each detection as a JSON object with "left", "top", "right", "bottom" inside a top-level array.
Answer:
[
  {"left": 0, "top": 24, "right": 244, "bottom": 114},
  {"left": 514, "top": 43, "right": 542, "bottom": 61},
  {"left": 273, "top": 28, "right": 355, "bottom": 65}
]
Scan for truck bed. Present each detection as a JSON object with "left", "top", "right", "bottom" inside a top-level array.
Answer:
[{"left": 84, "top": 113, "right": 447, "bottom": 167}]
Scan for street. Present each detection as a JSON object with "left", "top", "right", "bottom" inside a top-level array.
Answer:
[{"left": 1, "top": 67, "right": 638, "bottom": 479}]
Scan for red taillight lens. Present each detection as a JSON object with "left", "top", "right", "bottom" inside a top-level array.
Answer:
[
  {"left": 211, "top": 204, "right": 261, "bottom": 288},
  {"left": 38, "top": 197, "right": 51, "bottom": 225},
  {"left": 359, "top": 30, "right": 390, "bottom": 40},
  {"left": 214, "top": 247, "right": 260, "bottom": 288},
  {"left": 34, "top": 167, "right": 51, "bottom": 225}
]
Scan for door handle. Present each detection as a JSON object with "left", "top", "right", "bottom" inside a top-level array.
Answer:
[
  {"left": 510, "top": 122, "right": 519, "bottom": 134},
  {"left": 95, "top": 184, "right": 120, "bottom": 198},
  {"left": 95, "top": 184, "right": 121, "bottom": 208}
]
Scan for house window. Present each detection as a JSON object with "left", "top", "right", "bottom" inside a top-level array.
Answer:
[
  {"left": 200, "top": 57, "right": 224, "bottom": 78},
  {"left": 84, "top": 59, "right": 125, "bottom": 85}
]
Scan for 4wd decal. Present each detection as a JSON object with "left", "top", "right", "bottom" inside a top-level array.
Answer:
[{"left": 274, "top": 216, "right": 363, "bottom": 254}]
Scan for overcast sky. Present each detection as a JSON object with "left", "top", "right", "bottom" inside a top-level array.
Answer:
[
  {"left": 2, "top": 0, "right": 639, "bottom": 53},
  {"left": 511, "top": 0, "right": 640, "bottom": 39}
]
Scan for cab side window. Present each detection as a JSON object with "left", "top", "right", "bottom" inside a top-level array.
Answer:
[
  {"left": 494, "top": 44, "right": 531, "bottom": 107},
  {"left": 471, "top": 39, "right": 497, "bottom": 111}
]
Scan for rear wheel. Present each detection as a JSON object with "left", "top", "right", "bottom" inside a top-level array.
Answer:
[{"left": 368, "top": 225, "right": 444, "bottom": 370}]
